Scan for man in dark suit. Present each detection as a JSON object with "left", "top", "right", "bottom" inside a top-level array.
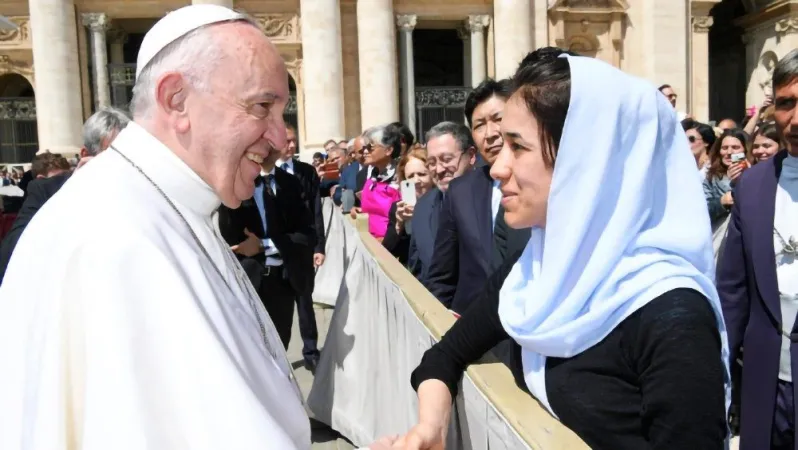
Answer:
[
  {"left": 718, "top": 50, "right": 798, "bottom": 450},
  {"left": 406, "top": 122, "right": 476, "bottom": 282},
  {"left": 277, "top": 124, "right": 323, "bottom": 369},
  {"left": 423, "top": 79, "right": 532, "bottom": 313},
  {"left": 0, "top": 107, "right": 130, "bottom": 285},
  {"left": 218, "top": 148, "right": 316, "bottom": 350},
  {"left": 0, "top": 172, "right": 69, "bottom": 284}
]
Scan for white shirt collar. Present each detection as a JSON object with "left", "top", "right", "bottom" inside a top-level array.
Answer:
[{"left": 111, "top": 121, "right": 220, "bottom": 217}]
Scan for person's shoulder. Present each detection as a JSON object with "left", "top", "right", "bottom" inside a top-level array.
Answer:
[
  {"left": 293, "top": 159, "right": 314, "bottom": 174},
  {"left": 416, "top": 188, "right": 440, "bottom": 209},
  {"left": 448, "top": 168, "right": 481, "bottom": 195}
]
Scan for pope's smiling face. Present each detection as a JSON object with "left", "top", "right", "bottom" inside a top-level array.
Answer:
[{"left": 182, "top": 22, "right": 288, "bottom": 208}]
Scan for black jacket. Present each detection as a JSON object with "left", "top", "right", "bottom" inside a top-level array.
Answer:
[
  {"left": 0, "top": 173, "right": 70, "bottom": 285},
  {"left": 217, "top": 167, "right": 316, "bottom": 296},
  {"left": 290, "top": 160, "right": 326, "bottom": 255}
]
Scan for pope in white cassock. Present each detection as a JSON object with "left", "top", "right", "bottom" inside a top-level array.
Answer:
[{"left": 0, "top": 5, "right": 394, "bottom": 450}]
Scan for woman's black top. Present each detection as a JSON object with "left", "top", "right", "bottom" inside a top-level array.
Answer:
[
  {"left": 382, "top": 200, "right": 410, "bottom": 263},
  {"left": 411, "top": 249, "right": 727, "bottom": 450}
]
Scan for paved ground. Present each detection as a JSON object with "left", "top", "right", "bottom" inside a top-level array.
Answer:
[{"left": 287, "top": 303, "right": 356, "bottom": 450}]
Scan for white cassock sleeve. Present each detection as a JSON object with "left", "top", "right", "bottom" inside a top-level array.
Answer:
[{"left": 0, "top": 233, "right": 309, "bottom": 449}]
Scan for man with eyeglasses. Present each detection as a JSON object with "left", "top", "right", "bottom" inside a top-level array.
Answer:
[
  {"left": 659, "top": 83, "right": 689, "bottom": 121},
  {"left": 423, "top": 78, "right": 520, "bottom": 314},
  {"left": 407, "top": 122, "right": 476, "bottom": 281}
]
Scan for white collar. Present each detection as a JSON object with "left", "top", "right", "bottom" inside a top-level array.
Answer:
[
  {"left": 111, "top": 121, "right": 220, "bottom": 217},
  {"left": 260, "top": 168, "right": 276, "bottom": 177}
]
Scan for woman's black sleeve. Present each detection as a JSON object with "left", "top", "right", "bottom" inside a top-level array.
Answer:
[{"left": 410, "top": 249, "right": 523, "bottom": 398}]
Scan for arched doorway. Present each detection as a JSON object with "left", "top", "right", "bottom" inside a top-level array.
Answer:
[
  {"left": 0, "top": 73, "right": 38, "bottom": 164},
  {"left": 413, "top": 28, "right": 468, "bottom": 143}
]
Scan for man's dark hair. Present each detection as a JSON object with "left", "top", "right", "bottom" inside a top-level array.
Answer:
[
  {"left": 773, "top": 49, "right": 798, "bottom": 91},
  {"left": 464, "top": 78, "right": 512, "bottom": 128},
  {"left": 312, "top": 152, "right": 325, "bottom": 160},
  {"left": 658, "top": 84, "right": 672, "bottom": 92},
  {"left": 389, "top": 121, "right": 415, "bottom": 147},
  {"left": 517, "top": 47, "right": 577, "bottom": 73}
]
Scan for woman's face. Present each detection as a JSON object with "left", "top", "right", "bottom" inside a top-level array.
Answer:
[
  {"left": 490, "top": 94, "right": 554, "bottom": 229},
  {"left": 720, "top": 136, "right": 744, "bottom": 167},
  {"left": 403, "top": 157, "right": 433, "bottom": 198},
  {"left": 363, "top": 142, "right": 391, "bottom": 167},
  {"left": 752, "top": 134, "right": 779, "bottom": 162},
  {"left": 685, "top": 128, "right": 707, "bottom": 158}
]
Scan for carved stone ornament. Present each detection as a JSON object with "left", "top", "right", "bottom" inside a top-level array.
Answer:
[
  {"left": 396, "top": 14, "right": 417, "bottom": 32},
  {"left": 562, "top": 0, "right": 611, "bottom": 6},
  {"left": 776, "top": 17, "right": 798, "bottom": 36},
  {"left": 0, "top": 98, "right": 36, "bottom": 121},
  {"left": 466, "top": 15, "right": 491, "bottom": 33},
  {"left": 81, "top": 13, "right": 110, "bottom": 32},
  {"left": 107, "top": 28, "right": 129, "bottom": 45},
  {"left": 0, "top": 17, "right": 31, "bottom": 48},
  {"left": 415, "top": 87, "right": 471, "bottom": 107},
  {"left": 284, "top": 57, "right": 302, "bottom": 85},
  {"left": 0, "top": 54, "right": 34, "bottom": 77},
  {"left": 252, "top": 14, "right": 300, "bottom": 43},
  {"left": 692, "top": 15, "right": 714, "bottom": 33},
  {"left": 549, "top": 0, "right": 628, "bottom": 11}
]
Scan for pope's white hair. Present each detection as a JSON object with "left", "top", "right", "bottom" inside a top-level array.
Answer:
[{"left": 130, "top": 16, "right": 259, "bottom": 120}]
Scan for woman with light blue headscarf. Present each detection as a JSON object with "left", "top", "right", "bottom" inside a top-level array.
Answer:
[{"left": 397, "top": 51, "right": 731, "bottom": 449}]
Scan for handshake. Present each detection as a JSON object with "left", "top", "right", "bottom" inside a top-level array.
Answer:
[{"left": 362, "top": 423, "right": 446, "bottom": 450}]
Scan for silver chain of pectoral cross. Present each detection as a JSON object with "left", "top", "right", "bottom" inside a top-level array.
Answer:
[{"left": 108, "top": 146, "right": 300, "bottom": 392}]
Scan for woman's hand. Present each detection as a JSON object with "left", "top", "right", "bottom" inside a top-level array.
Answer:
[
  {"left": 392, "top": 422, "right": 446, "bottom": 450},
  {"left": 350, "top": 207, "right": 362, "bottom": 220},
  {"left": 395, "top": 201, "right": 414, "bottom": 233},
  {"left": 720, "top": 191, "right": 734, "bottom": 208},
  {"left": 727, "top": 162, "right": 746, "bottom": 183}
]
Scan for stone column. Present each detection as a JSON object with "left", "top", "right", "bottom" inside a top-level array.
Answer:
[
  {"left": 299, "top": 0, "right": 345, "bottom": 153},
  {"left": 108, "top": 29, "right": 127, "bottom": 64},
  {"left": 493, "top": 0, "right": 532, "bottom": 79},
  {"left": 191, "top": 0, "right": 234, "bottom": 7},
  {"left": 29, "top": 0, "right": 84, "bottom": 155},
  {"left": 357, "top": 0, "right": 400, "bottom": 129},
  {"left": 397, "top": 14, "right": 417, "bottom": 136},
  {"left": 82, "top": 13, "right": 111, "bottom": 110},
  {"left": 467, "top": 15, "right": 490, "bottom": 87},
  {"left": 690, "top": 15, "right": 713, "bottom": 122}
]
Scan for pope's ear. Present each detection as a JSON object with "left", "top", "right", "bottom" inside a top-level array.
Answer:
[{"left": 154, "top": 72, "right": 189, "bottom": 115}]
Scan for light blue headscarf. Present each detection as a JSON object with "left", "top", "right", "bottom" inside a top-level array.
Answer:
[{"left": 497, "top": 55, "right": 731, "bottom": 417}]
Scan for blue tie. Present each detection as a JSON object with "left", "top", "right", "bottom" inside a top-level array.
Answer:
[{"left": 281, "top": 162, "right": 289, "bottom": 172}]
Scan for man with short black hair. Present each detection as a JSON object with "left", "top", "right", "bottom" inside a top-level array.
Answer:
[{"left": 424, "top": 77, "right": 512, "bottom": 313}]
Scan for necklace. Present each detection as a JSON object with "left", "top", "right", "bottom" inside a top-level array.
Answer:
[{"left": 108, "top": 146, "right": 301, "bottom": 394}]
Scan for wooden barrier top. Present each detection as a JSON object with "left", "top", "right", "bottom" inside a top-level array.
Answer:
[{"left": 350, "top": 215, "right": 590, "bottom": 450}]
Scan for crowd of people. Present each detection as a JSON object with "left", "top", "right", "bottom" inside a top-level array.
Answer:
[{"left": 0, "top": 3, "right": 797, "bottom": 450}]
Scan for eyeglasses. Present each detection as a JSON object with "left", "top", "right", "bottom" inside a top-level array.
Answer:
[{"left": 688, "top": 135, "right": 699, "bottom": 143}]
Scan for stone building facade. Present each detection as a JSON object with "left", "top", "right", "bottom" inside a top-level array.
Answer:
[{"left": 0, "top": 0, "right": 793, "bottom": 165}]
